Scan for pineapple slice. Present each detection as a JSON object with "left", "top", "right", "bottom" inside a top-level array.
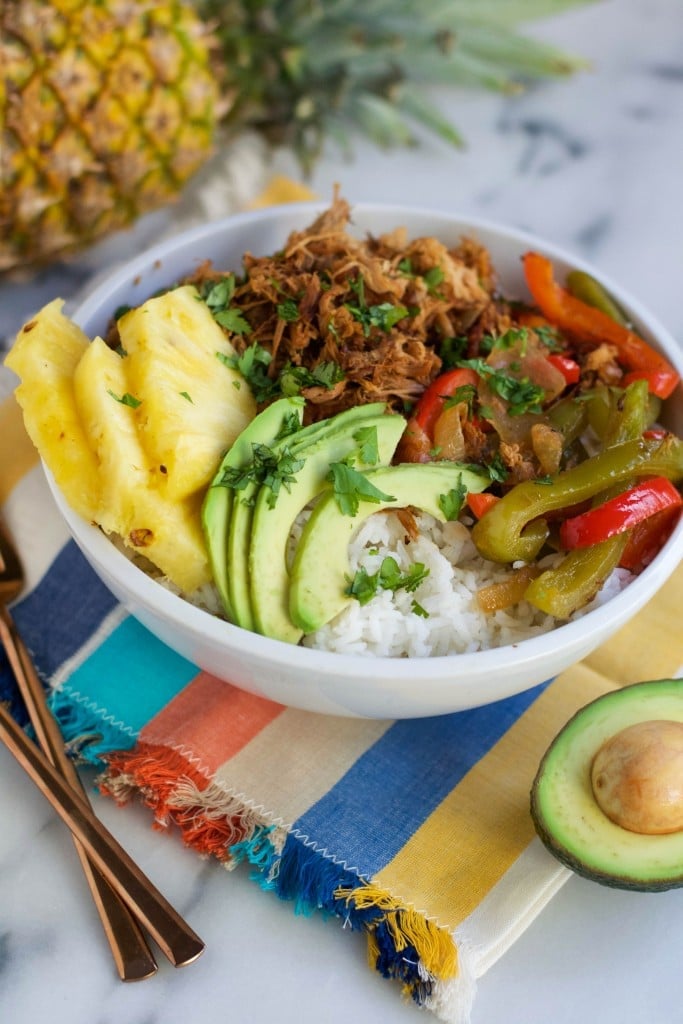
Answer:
[
  {"left": 73, "top": 337, "right": 211, "bottom": 593},
  {"left": 5, "top": 300, "right": 101, "bottom": 522},
  {"left": 119, "top": 285, "right": 256, "bottom": 500}
]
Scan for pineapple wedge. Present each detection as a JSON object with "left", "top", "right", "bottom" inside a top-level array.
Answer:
[
  {"left": 119, "top": 285, "right": 255, "bottom": 500},
  {"left": 5, "top": 300, "right": 101, "bottom": 523},
  {"left": 73, "top": 336, "right": 212, "bottom": 594}
]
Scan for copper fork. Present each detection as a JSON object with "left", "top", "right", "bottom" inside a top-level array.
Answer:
[{"left": 0, "top": 517, "right": 196, "bottom": 978}]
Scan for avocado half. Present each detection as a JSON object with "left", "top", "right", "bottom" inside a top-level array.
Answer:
[{"left": 530, "top": 678, "right": 683, "bottom": 892}]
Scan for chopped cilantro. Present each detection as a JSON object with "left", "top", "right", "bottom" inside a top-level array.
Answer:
[
  {"left": 345, "top": 276, "right": 410, "bottom": 336},
  {"left": 423, "top": 266, "right": 445, "bottom": 296},
  {"left": 444, "top": 383, "right": 477, "bottom": 414},
  {"left": 486, "top": 452, "right": 508, "bottom": 483},
  {"left": 274, "top": 410, "right": 304, "bottom": 441},
  {"left": 458, "top": 357, "right": 545, "bottom": 416},
  {"left": 346, "top": 556, "right": 430, "bottom": 605},
  {"left": 107, "top": 390, "right": 141, "bottom": 409},
  {"left": 353, "top": 425, "right": 380, "bottom": 466},
  {"left": 411, "top": 600, "right": 430, "bottom": 618},
  {"left": 438, "top": 479, "right": 468, "bottom": 521},
  {"left": 202, "top": 276, "right": 251, "bottom": 335},
  {"left": 326, "top": 463, "right": 395, "bottom": 516},
  {"left": 179, "top": 391, "right": 193, "bottom": 403},
  {"left": 276, "top": 299, "right": 300, "bottom": 322},
  {"left": 219, "top": 343, "right": 277, "bottom": 403},
  {"left": 479, "top": 327, "right": 529, "bottom": 355},
  {"left": 438, "top": 335, "right": 469, "bottom": 368},
  {"left": 278, "top": 360, "right": 344, "bottom": 396},
  {"left": 220, "top": 443, "right": 304, "bottom": 508},
  {"left": 213, "top": 307, "right": 252, "bottom": 334}
]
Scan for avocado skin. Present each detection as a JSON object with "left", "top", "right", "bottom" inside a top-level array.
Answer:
[
  {"left": 530, "top": 679, "right": 683, "bottom": 892},
  {"left": 202, "top": 397, "right": 305, "bottom": 623},
  {"left": 249, "top": 412, "right": 406, "bottom": 644},
  {"left": 289, "top": 461, "right": 489, "bottom": 634}
]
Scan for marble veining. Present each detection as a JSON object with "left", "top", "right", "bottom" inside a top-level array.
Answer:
[{"left": 2, "top": 2, "right": 683, "bottom": 1022}]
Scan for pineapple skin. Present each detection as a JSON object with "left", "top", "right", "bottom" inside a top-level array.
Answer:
[{"left": 0, "top": 0, "right": 219, "bottom": 272}]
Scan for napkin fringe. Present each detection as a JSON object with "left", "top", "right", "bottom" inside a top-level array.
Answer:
[
  {"left": 48, "top": 686, "right": 137, "bottom": 765},
  {"left": 99, "top": 738, "right": 463, "bottom": 1015}
]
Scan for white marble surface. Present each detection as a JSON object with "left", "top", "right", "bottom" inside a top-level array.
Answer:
[{"left": 2, "top": 1, "right": 683, "bottom": 1022}]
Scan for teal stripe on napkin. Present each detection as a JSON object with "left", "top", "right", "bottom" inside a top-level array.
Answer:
[{"left": 61, "top": 615, "right": 198, "bottom": 736}]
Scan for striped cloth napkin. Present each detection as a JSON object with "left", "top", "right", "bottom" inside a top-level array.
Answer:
[{"left": 2, "top": 342, "right": 683, "bottom": 1023}]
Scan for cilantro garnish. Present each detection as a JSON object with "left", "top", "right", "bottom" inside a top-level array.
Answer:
[
  {"left": 346, "top": 556, "right": 430, "bottom": 605},
  {"left": 438, "top": 335, "right": 469, "bottom": 368},
  {"left": 345, "top": 276, "right": 409, "bottom": 337},
  {"left": 276, "top": 299, "right": 300, "bottom": 322},
  {"left": 107, "top": 390, "right": 141, "bottom": 409},
  {"left": 486, "top": 452, "right": 508, "bottom": 483},
  {"left": 326, "top": 463, "right": 395, "bottom": 516},
  {"left": 479, "top": 327, "right": 529, "bottom": 355},
  {"left": 278, "top": 360, "right": 345, "bottom": 396},
  {"left": 202, "top": 276, "right": 251, "bottom": 335},
  {"left": 411, "top": 600, "right": 430, "bottom": 618},
  {"left": 438, "top": 480, "right": 468, "bottom": 521},
  {"left": 423, "top": 266, "right": 445, "bottom": 296},
  {"left": 220, "top": 443, "right": 304, "bottom": 508},
  {"left": 353, "top": 425, "right": 380, "bottom": 466},
  {"left": 458, "top": 357, "right": 545, "bottom": 416},
  {"left": 444, "top": 384, "right": 477, "bottom": 414},
  {"left": 218, "top": 343, "right": 278, "bottom": 403},
  {"left": 179, "top": 391, "right": 193, "bottom": 403}
]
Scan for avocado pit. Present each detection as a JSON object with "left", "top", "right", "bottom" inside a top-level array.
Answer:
[{"left": 590, "top": 719, "right": 683, "bottom": 835}]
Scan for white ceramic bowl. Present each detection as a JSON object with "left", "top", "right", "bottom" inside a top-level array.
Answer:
[{"left": 50, "top": 202, "right": 683, "bottom": 718}]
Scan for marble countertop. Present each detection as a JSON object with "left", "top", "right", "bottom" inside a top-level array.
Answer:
[{"left": 2, "top": 1, "right": 683, "bottom": 1022}]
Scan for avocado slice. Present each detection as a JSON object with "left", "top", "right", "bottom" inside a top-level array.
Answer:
[
  {"left": 249, "top": 412, "right": 406, "bottom": 644},
  {"left": 531, "top": 678, "right": 683, "bottom": 892},
  {"left": 227, "top": 403, "right": 390, "bottom": 630},
  {"left": 201, "top": 396, "right": 305, "bottom": 622},
  {"left": 289, "top": 462, "right": 490, "bottom": 634}
]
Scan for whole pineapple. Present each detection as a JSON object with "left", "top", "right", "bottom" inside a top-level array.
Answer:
[{"left": 0, "top": 0, "right": 591, "bottom": 273}]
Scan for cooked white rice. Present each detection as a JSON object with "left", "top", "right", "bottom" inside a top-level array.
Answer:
[
  {"left": 149, "top": 508, "right": 632, "bottom": 659},
  {"left": 299, "top": 511, "right": 631, "bottom": 658}
]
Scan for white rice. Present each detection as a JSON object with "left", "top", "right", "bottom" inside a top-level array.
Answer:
[
  {"left": 300, "top": 511, "right": 632, "bottom": 659},
  {"left": 142, "top": 510, "right": 633, "bottom": 660}
]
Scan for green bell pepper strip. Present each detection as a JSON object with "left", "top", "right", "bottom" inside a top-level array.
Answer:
[
  {"left": 471, "top": 434, "right": 683, "bottom": 565},
  {"left": 523, "top": 535, "right": 628, "bottom": 618},
  {"left": 566, "top": 270, "right": 629, "bottom": 326},
  {"left": 523, "top": 379, "right": 652, "bottom": 616}
]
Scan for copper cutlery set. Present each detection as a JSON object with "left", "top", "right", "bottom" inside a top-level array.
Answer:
[{"left": 0, "top": 516, "right": 205, "bottom": 979}]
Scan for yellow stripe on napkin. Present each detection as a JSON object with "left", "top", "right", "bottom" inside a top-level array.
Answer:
[{"left": 0, "top": 395, "right": 39, "bottom": 505}]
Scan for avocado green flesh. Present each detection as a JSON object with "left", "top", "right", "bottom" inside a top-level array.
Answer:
[
  {"left": 201, "top": 397, "right": 305, "bottom": 623},
  {"left": 249, "top": 413, "right": 406, "bottom": 644},
  {"left": 227, "top": 402, "right": 389, "bottom": 630},
  {"left": 531, "top": 679, "right": 683, "bottom": 891},
  {"left": 289, "top": 462, "right": 489, "bottom": 634}
]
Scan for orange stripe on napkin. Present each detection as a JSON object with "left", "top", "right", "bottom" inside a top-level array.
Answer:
[
  {"left": 141, "top": 672, "right": 285, "bottom": 775},
  {"left": 0, "top": 395, "right": 39, "bottom": 504}
]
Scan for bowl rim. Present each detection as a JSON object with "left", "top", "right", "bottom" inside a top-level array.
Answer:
[{"left": 62, "top": 200, "right": 683, "bottom": 690}]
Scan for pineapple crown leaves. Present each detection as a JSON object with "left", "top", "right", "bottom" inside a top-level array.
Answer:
[{"left": 197, "top": 0, "right": 595, "bottom": 170}]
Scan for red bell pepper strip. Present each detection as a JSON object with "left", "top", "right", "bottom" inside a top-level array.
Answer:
[
  {"left": 619, "top": 505, "right": 681, "bottom": 570},
  {"left": 559, "top": 476, "right": 682, "bottom": 551},
  {"left": 413, "top": 367, "right": 479, "bottom": 437},
  {"left": 466, "top": 492, "right": 500, "bottom": 519},
  {"left": 522, "top": 252, "right": 680, "bottom": 400},
  {"left": 547, "top": 353, "right": 580, "bottom": 385}
]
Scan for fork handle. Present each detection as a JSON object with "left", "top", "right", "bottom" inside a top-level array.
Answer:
[
  {"left": 0, "top": 604, "right": 158, "bottom": 980},
  {"left": 0, "top": 694, "right": 205, "bottom": 967}
]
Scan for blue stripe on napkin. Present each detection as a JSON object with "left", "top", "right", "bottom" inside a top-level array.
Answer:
[{"left": 290, "top": 682, "right": 548, "bottom": 878}]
